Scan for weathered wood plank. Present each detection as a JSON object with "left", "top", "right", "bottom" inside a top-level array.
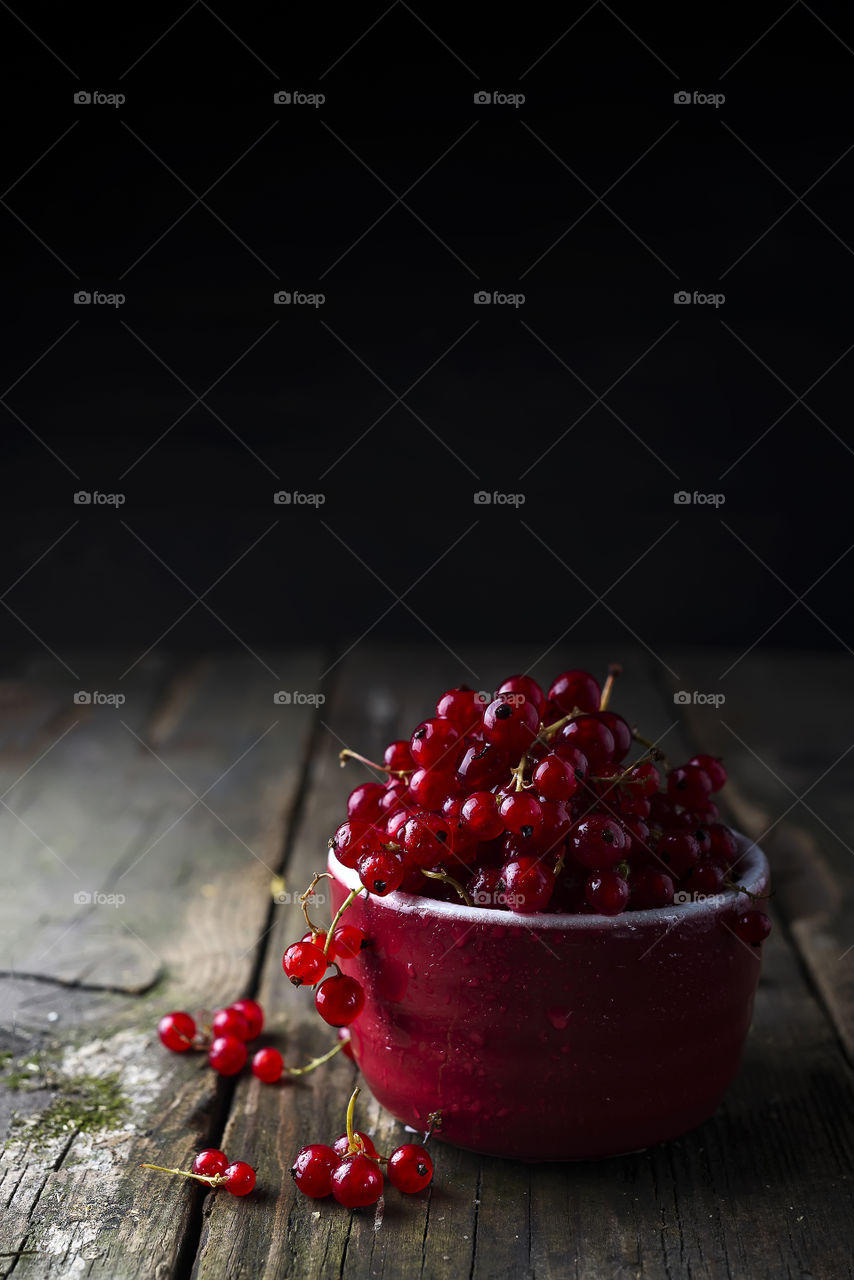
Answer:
[{"left": 0, "top": 651, "right": 323, "bottom": 1279}]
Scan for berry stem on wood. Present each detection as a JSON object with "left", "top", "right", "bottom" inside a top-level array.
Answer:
[
  {"left": 285, "top": 1038, "right": 346, "bottom": 1076},
  {"left": 140, "top": 1163, "right": 226, "bottom": 1188},
  {"left": 599, "top": 663, "right": 623, "bottom": 711}
]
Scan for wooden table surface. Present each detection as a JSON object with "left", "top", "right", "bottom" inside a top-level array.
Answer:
[{"left": 1, "top": 646, "right": 852, "bottom": 1280}]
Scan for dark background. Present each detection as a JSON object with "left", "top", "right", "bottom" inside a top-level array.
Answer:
[{"left": 1, "top": 2, "right": 852, "bottom": 669}]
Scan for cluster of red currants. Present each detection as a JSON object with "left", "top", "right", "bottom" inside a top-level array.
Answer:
[
  {"left": 157, "top": 999, "right": 284, "bottom": 1083},
  {"left": 283, "top": 914, "right": 369, "bottom": 1028},
  {"left": 291, "top": 1089, "right": 433, "bottom": 1209},
  {"left": 142, "top": 1147, "right": 256, "bottom": 1197},
  {"left": 328, "top": 665, "right": 771, "bottom": 942}
]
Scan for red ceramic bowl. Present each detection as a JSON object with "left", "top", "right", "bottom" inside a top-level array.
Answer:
[{"left": 328, "top": 834, "right": 769, "bottom": 1161}]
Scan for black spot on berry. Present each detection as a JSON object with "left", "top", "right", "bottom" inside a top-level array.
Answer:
[
  {"left": 520, "top": 825, "right": 534, "bottom": 838},
  {"left": 603, "top": 827, "right": 615, "bottom": 844},
  {"left": 436, "top": 830, "right": 448, "bottom": 843},
  {"left": 414, "top": 727, "right": 426, "bottom": 740},
  {"left": 495, "top": 703, "right": 513, "bottom": 720},
  {"left": 373, "top": 879, "right": 387, "bottom": 893}
]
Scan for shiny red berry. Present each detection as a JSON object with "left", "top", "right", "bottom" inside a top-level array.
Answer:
[
  {"left": 460, "top": 790, "right": 504, "bottom": 839},
  {"left": 559, "top": 715, "right": 616, "bottom": 772},
  {"left": 212, "top": 1007, "right": 250, "bottom": 1041},
  {"left": 689, "top": 753, "right": 727, "bottom": 792},
  {"left": 585, "top": 869, "right": 630, "bottom": 915},
  {"left": 435, "top": 686, "right": 482, "bottom": 730},
  {"left": 358, "top": 849, "right": 404, "bottom": 895},
  {"left": 483, "top": 696, "right": 540, "bottom": 755},
  {"left": 498, "top": 792, "right": 543, "bottom": 838},
  {"left": 501, "top": 856, "right": 555, "bottom": 913},
  {"left": 347, "top": 782, "right": 386, "bottom": 822},
  {"left": 252, "top": 1047, "right": 283, "bottom": 1083},
  {"left": 731, "top": 910, "right": 771, "bottom": 945},
  {"left": 228, "top": 998, "right": 264, "bottom": 1039},
  {"left": 315, "top": 975, "right": 365, "bottom": 1027},
  {"left": 283, "top": 941, "right": 328, "bottom": 987},
  {"left": 291, "top": 1143, "right": 339, "bottom": 1198},
  {"left": 387, "top": 1143, "right": 433, "bottom": 1193},
  {"left": 332, "top": 924, "right": 368, "bottom": 958},
  {"left": 547, "top": 669, "right": 601, "bottom": 715},
  {"left": 667, "top": 764, "right": 713, "bottom": 809},
  {"left": 157, "top": 1011, "right": 196, "bottom": 1053},
  {"left": 383, "top": 739, "right": 413, "bottom": 772},
  {"left": 497, "top": 674, "right": 546, "bottom": 714},
  {"left": 410, "top": 718, "right": 460, "bottom": 768},
  {"left": 333, "top": 1131, "right": 378, "bottom": 1158},
  {"left": 208, "top": 1034, "right": 247, "bottom": 1076},
  {"left": 570, "top": 814, "right": 627, "bottom": 868},
  {"left": 532, "top": 754, "right": 578, "bottom": 802},
  {"left": 224, "top": 1160, "right": 256, "bottom": 1196},
  {"left": 192, "top": 1148, "right": 228, "bottom": 1177},
  {"left": 331, "top": 1153, "right": 384, "bottom": 1208}
]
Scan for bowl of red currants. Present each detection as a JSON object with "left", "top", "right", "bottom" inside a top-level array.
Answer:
[{"left": 318, "top": 666, "right": 771, "bottom": 1161}]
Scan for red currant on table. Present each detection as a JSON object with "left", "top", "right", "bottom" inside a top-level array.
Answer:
[
  {"left": 387, "top": 1144, "right": 433, "bottom": 1194},
  {"left": 229, "top": 998, "right": 264, "bottom": 1039},
  {"left": 283, "top": 941, "right": 329, "bottom": 987},
  {"left": 252, "top": 1047, "right": 284, "bottom": 1083},
  {"left": 315, "top": 974, "right": 365, "bottom": 1026},
  {"left": 192, "top": 1148, "right": 228, "bottom": 1177},
  {"left": 142, "top": 1155, "right": 256, "bottom": 1196},
  {"left": 333, "top": 1130, "right": 378, "bottom": 1158},
  {"left": 212, "top": 1007, "right": 250, "bottom": 1041},
  {"left": 291, "top": 1144, "right": 339, "bottom": 1198},
  {"left": 209, "top": 1034, "right": 248, "bottom": 1076},
  {"left": 331, "top": 1153, "right": 384, "bottom": 1208},
  {"left": 157, "top": 1011, "right": 196, "bottom": 1053},
  {"left": 224, "top": 1161, "right": 256, "bottom": 1196}
]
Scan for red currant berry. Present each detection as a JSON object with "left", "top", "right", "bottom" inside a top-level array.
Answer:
[
  {"left": 459, "top": 790, "right": 503, "bottom": 839},
  {"left": 498, "top": 792, "right": 543, "bottom": 838},
  {"left": 435, "top": 686, "right": 482, "bottom": 730},
  {"left": 533, "top": 754, "right": 578, "bottom": 802},
  {"left": 332, "top": 820, "right": 382, "bottom": 870},
  {"left": 537, "top": 799, "right": 573, "bottom": 849},
  {"left": 552, "top": 742, "right": 590, "bottom": 782},
  {"left": 157, "top": 1011, "right": 196, "bottom": 1053},
  {"left": 594, "top": 712, "right": 632, "bottom": 761},
  {"left": 559, "top": 716, "right": 616, "bottom": 772},
  {"left": 547, "top": 669, "right": 601, "bottom": 716},
  {"left": 387, "top": 1143, "right": 433, "bottom": 1194},
  {"left": 224, "top": 1160, "right": 256, "bottom": 1196},
  {"left": 251, "top": 1047, "right": 283, "bottom": 1083},
  {"left": 402, "top": 813, "right": 451, "bottom": 866},
  {"left": 707, "top": 822, "right": 737, "bottom": 866},
  {"left": 570, "top": 814, "right": 627, "bottom": 868},
  {"left": 208, "top": 1034, "right": 248, "bottom": 1076},
  {"left": 410, "top": 718, "right": 460, "bottom": 768},
  {"left": 331, "top": 1153, "right": 384, "bottom": 1208},
  {"left": 467, "top": 865, "right": 503, "bottom": 907},
  {"left": 332, "top": 924, "right": 367, "bottom": 959},
  {"left": 379, "top": 778, "right": 410, "bottom": 814},
  {"left": 497, "top": 674, "right": 546, "bottom": 714},
  {"left": 456, "top": 741, "right": 509, "bottom": 790},
  {"left": 332, "top": 1131, "right": 378, "bottom": 1159},
  {"left": 192, "top": 1148, "right": 228, "bottom": 1177},
  {"left": 283, "top": 941, "right": 329, "bottom": 987},
  {"left": 358, "top": 849, "right": 404, "bottom": 895},
  {"left": 691, "top": 861, "right": 724, "bottom": 895},
  {"left": 408, "top": 766, "right": 457, "bottom": 810},
  {"left": 383, "top": 739, "right": 414, "bottom": 772},
  {"left": 667, "top": 764, "right": 713, "bottom": 810},
  {"left": 731, "top": 910, "right": 771, "bottom": 945},
  {"left": 483, "top": 696, "right": 539, "bottom": 755},
  {"left": 689, "top": 754, "right": 727, "bottom": 791},
  {"left": 627, "top": 761, "right": 661, "bottom": 796},
  {"left": 501, "top": 856, "right": 555, "bottom": 913},
  {"left": 212, "top": 1007, "right": 250, "bottom": 1041},
  {"left": 315, "top": 975, "right": 365, "bottom": 1027},
  {"left": 347, "top": 782, "right": 386, "bottom": 823},
  {"left": 585, "top": 869, "right": 630, "bottom": 915},
  {"left": 630, "top": 868, "right": 675, "bottom": 909},
  {"left": 658, "top": 832, "right": 701, "bottom": 878},
  {"left": 291, "top": 1144, "right": 338, "bottom": 1198},
  {"left": 229, "top": 999, "right": 263, "bottom": 1040}
]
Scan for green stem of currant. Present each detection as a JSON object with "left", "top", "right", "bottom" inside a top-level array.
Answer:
[
  {"left": 346, "top": 1086, "right": 360, "bottom": 1154},
  {"left": 599, "top": 662, "right": 622, "bottom": 712},
  {"left": 339, "top": 748, "right": 412, "bottom": 780},
  {"left": 323, "top": 888, "right": 363, "bottom": 956},
  {"left": 539, "top": 709, "right": 582, "bottom": 743},
  {"left": 422, "top": 868, "right": 473, "bottom": 906},
  {"left": 140, "top": 1164, "right": 227, "bottom": 1188},
  {"left": 285, "top": 1038, "right": 346, "bottom": 1077},
  {"left": 511, "top": 752, "right": 529, "bottom": 792}
]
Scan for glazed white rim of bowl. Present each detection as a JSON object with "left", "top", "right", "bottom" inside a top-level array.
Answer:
[{"left": 327, "top": 831, "right": 768, "bottom": 931}]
